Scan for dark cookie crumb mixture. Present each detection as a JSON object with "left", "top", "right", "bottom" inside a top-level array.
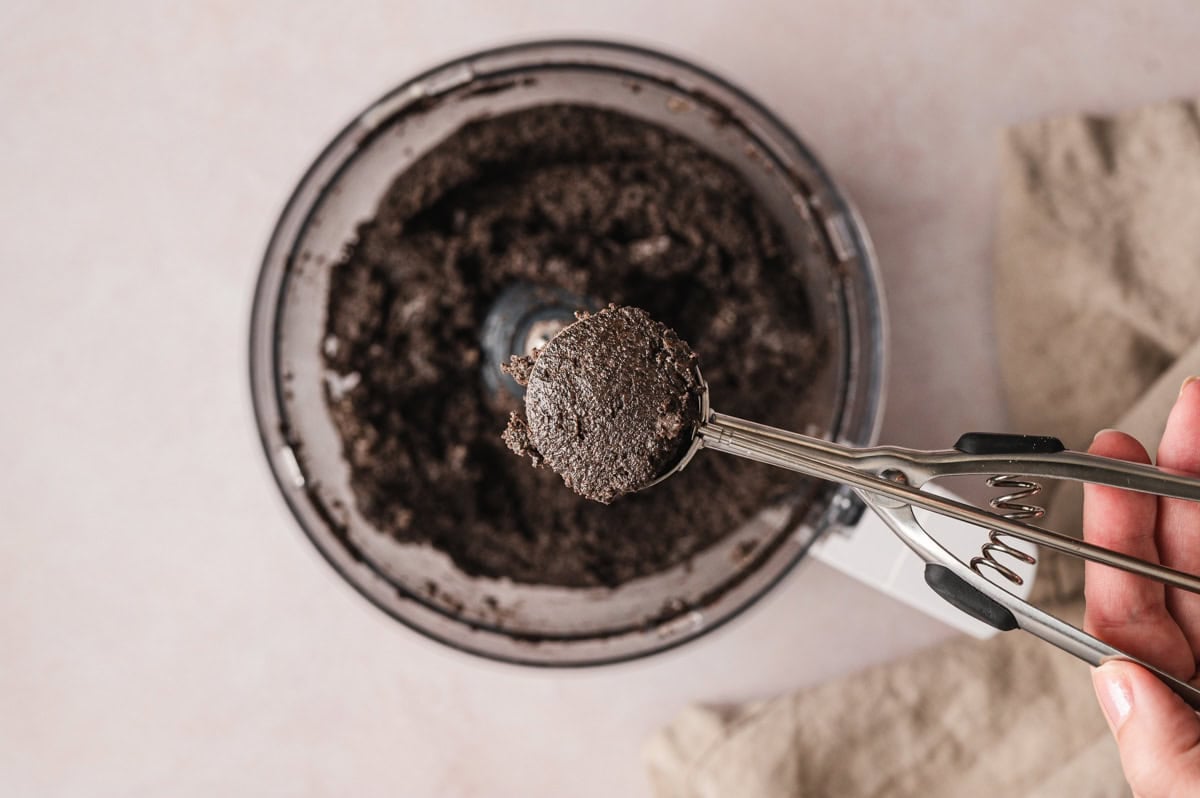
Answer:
[
  {"left": 504, "top": 306, "right": 703, "bottom": 504},
  {"left": 323, "top": 103, "right": 825, "bottom": 588}
]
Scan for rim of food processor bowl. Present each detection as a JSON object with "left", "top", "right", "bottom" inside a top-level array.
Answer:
[{"left": 249, "top": 39, "right": 888, "bottom": 667}]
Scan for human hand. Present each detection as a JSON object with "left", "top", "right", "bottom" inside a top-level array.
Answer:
[{"left": 1085, "top": 377, "right": 1200, "bottom": 797}]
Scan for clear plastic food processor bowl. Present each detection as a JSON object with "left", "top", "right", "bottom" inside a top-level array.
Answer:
[{"left": 250, "top": 40, "right": 886, "bottom": 666}]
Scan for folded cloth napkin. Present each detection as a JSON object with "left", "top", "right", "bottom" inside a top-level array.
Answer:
[{"left": 645, "top": 97, "right": 1200, "bottom": 798}]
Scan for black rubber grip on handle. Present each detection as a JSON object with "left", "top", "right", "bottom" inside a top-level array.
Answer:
[
  {"left": 953, "top": 432, "right": 1065, "bottom": 455},
  {"left": 924, "top": 564, "right": 1018, "bottom": 631}
]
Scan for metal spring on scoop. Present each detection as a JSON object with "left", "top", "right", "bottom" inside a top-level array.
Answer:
[{"left": 969, "top": 476, "right": 1044, "bottom": 585}]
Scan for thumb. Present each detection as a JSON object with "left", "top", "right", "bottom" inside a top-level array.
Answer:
[{"left": 1093, "top": 660, "right": 1200, "bottom": 796}]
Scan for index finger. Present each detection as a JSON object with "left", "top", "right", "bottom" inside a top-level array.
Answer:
[
  {"left": 1084, "top": 430, "right": 1192, "bottom": 678},
  {"left": 1155, "top": 377, "right": 1200, "bottom": 658}
]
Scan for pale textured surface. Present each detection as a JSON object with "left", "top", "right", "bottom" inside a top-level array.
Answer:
[
  {"left": 645, "top": 609, "right": 1127, "bottom": 798},
  {"left": 997, "top": 99, "right": 1200, "bottom": 448},
  {"left": 645, "top": 95, "right": 1200, "bottom": 798},
  {"left": 5, "top": 2, "right": 1200, "bottom": 796}
]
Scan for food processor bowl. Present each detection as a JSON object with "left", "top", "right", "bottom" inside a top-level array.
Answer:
[{"left": 250, "top": 40, "right": 886, "bottom": 666}]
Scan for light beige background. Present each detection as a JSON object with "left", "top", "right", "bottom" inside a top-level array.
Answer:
[{"left": 4, "top": 2, "right": 1199, "bottom": 795}]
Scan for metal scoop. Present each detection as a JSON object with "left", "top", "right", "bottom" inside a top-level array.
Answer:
[{"left": 650, "top": 367, "right": 1200, "bottom": 710}]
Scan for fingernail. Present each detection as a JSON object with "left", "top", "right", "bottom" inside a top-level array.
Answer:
[
  {"left": 1093, "top": 665, "right": 1133, "bottom": 730},
  {"left": 1092, "top": 428, "right": 1118, "bottom": 444},
  {"left": 1180, "top": 376, "right": 1200, "bottom": 399}
]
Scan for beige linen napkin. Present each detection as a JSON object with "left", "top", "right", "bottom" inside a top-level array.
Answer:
[{"left": 645, "top": 97, "right": 1200, "bottom": 798}]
